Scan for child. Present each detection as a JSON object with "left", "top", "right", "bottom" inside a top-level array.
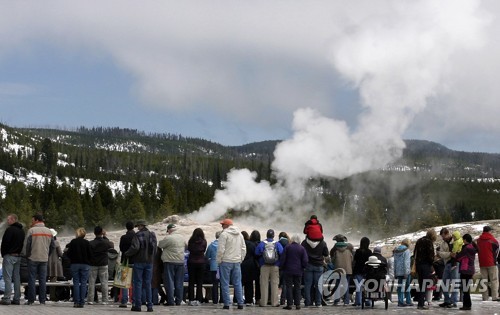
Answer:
[
  {"left": 303, "top": 215, "right": 324, "bottom": 241},
  {"left": 450, "top": 231, "right": 464, "bottom": 270}
]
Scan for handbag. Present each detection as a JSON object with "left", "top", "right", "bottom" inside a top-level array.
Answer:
[{"left": 113, "top": 259, "right": 133, "bottom": 289}]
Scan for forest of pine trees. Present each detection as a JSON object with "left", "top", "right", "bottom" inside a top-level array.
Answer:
[{"left": 1, "top": 125, "right": 500, "bottom": 237}]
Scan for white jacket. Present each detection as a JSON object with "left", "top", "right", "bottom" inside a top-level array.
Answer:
[{"left": 216, "top": 226, "right": 246, "bottom": 264}]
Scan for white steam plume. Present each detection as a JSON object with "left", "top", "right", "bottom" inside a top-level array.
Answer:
[{"left": 190, "top": 0, "right": 488, "bottom": 224}]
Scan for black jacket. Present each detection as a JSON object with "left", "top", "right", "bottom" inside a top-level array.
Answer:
[
  {"left": 89, "top": 236, "right": 114, "bottom": 266},
  {"left": 66, "top": 237, "right": 92, "bottom": 265},
  {"left": 1, "top": 222, "right": 25, "bottom": 257},
  {"left": 120, "top": 230, "right": 136, "bottom": 264}
]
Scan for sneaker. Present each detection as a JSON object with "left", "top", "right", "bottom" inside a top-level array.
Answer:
[
  {"left": 459, "top": 306, "right": 471, "bottom": 310},
  {"left": 417, "top": 305, "right": 429, "bottom": 310},
  {"left": 222, "top": 305, "right": 230, "bottom": 310},
  {"left": 406, "top": 303, "right": 414, "bottom": 307},
  {"left": 24, "top": 301, "right": 34, "bottom": 305},
  {"left": 0, "top": 301, "right": 11, "bottom": 305},
  {"left": 316, "top": 304, "right": 322, "bottom": 308},
  {"left": 131, "top": 306, "right": 142, "bottom": 312},
  {"left": 237, "top": 305, "right": 244, "bottom": 309},
  {"left": 119, "top": 304, "right": 128, "bottom": 308},
  {"left": 11, "top": 301, "right": 20, "bottom": 305},
  {"left": 439, "top": 302, "right": 450, "bottom": 308},
  {"left": 295, "top": 306, "right": 301, "bottom": 310},
  {"left": 147, "top": 307, "right": 153, "bottom": 312},
  {"left": 446, "top": 303, "right": 457, "bottom": 308},
  {"left": 282, "top": 306, "right": 292, "bottom": 310},
  {"left": 397, "top": 303, "right": 407, "bottom": 307},
  {"left": 87, "top": 302, "right": 94, "bottom": 305}
]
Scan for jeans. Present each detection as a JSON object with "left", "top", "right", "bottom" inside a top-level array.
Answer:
[
  {"left": 71, "top": 264, "right": 90, "bottom": 305},
  {"left": 219, "top": 262, "right": 244, "bottom": 307},
  {"left": 27, "top": 260, "right": 48, "bottom": 303},
  {"left": 442, "top": 263, "right": 459, "bottom": 304},
  {"left": 334, "top": 274, "right": 351, "bottom": 305},
  {"left": 164, "top": 262, "right": 184, "bottom": 305},
  {"left": 133, "top": 263, "right": 153, "bottom": 309},
  {"left": 1, "top": 255, "right": 22, "bottom": 303},
  {"left": 396, "top": 275, "right": 412, "bottom": 305},
  {"left": 303, "top": 263, "right": 323, "bottom": 307},
  {"left": 353, "top": 273, "right": 364, "bottom": 306},
  {"left": 88, "top": 265, "right": 109, "bottom": 303}
]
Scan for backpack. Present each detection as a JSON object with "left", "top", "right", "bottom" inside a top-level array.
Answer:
[{"left": 263, "top": 240, "right": 278, "bottom": 264}]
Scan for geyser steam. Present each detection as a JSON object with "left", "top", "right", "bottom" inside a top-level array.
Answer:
[{"left": 189, "top": 0, "right": 487, "bottom": 224}]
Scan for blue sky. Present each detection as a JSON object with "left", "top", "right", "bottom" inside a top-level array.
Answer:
[{"left": 1, "top": 0, "right": 500, "bottom": 154}]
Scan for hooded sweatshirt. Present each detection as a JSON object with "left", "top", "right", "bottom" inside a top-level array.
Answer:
[
  {"left": 301, "top": 238, "right": 328, "bottom": 267},
  {"left": 393, "top": 245, "right": 411, "bottom": 277},
  {"left": 217, "top": 226, "right": 246, "bottom": 264},
  {"left": 477, "top": 232, "right": 499, "bottom": 267},
  {"left": 330, "top": 241, "right": 353, "bottom": 274}
]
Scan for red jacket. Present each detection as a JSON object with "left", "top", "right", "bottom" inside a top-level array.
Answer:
[
  {"left": 476, "top": 232, "right": 499, "bottom": 267},
  {"left": 303, "top": 219, "right": 323, "bottom": 241}
]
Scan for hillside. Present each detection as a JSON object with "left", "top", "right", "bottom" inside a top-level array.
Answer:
[{"left": 1, "top": 123, "right": 500, "bottom": 237}]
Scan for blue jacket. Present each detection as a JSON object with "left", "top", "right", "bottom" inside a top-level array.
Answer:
[
  {"left": 393, "top": 245, "right": 411, "bottom": 277},
  {"left": 255, "top": 238, "right": 284, "bottom": 267},
  {"left": 205, "top": 239, "right": 219, "bottom": 271}
]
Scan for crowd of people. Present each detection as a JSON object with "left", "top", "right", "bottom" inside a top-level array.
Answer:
[{"left": 0, "top": 213, "right": 499, "bottom": 312}]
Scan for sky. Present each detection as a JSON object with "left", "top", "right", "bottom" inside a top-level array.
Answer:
[{"left": 1, "top": 0, "right": 500, "bottom": 154}]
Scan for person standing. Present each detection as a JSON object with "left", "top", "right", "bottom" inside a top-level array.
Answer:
[
  {"left": 187, "top": 228, "right": 207, "bottom": 306},
  {"left": 125, "top": 219, "right": 157, "bottom": 312},
  {"left": 158, "top": 223, "right": 186, "bottom": 306},
  {"left": 414, "top": 229, "right": 437, "bottom": 310},
  {"left": 66, "top": 227, "right": 92, "bottom": 308},
  {"left": 22, "top": 214, "right": 55, "bottom": 305},
  {"left": 352, "top": 237, "right": 372, "bottom": 307},
  {"left": 476, "top": 225, "right": 499, "bottom": 301},
  {"left": 393, "top": 239, "right": 413, "bottom": 307},
  {"left": 277, "top": 232, "right": 290, "bottom": 306},
  {"left": 205, "top": 231, "right": 222, "bottom": 304},
  {"left": 255, "top": 229, "right": 284, "bottom": 307},
  {"left": 216, "top": 219, "right": 246, "bottom": 310},
  {"left": 241, "top": 231, "right": 258, "bottom": 305},
  {"left": 281, "top": 234, "right": 308, "bottom": 310},
  {"left": 436, "top": 228, "right": 459, "bottom": 308},
  {"left": 301, "top": 233, "right": 329, "bottom": 308},
  {"left": 47, "top": 228, "right": 64, "bottom": 301},
  {"left": 0, "top": 214, "right": 25, "bottom": 305},
  {"left": 87, "top": 226, "right": 114, "bottom": 305},
  {"left": 453, "top": 234, "right": 477, "bottom": 310},
  {"left": 330, "top": 234, "right": 354, "bottom": 306},
  {"left": 118, "top": 221, "right": 135, "bottom": 308}
]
